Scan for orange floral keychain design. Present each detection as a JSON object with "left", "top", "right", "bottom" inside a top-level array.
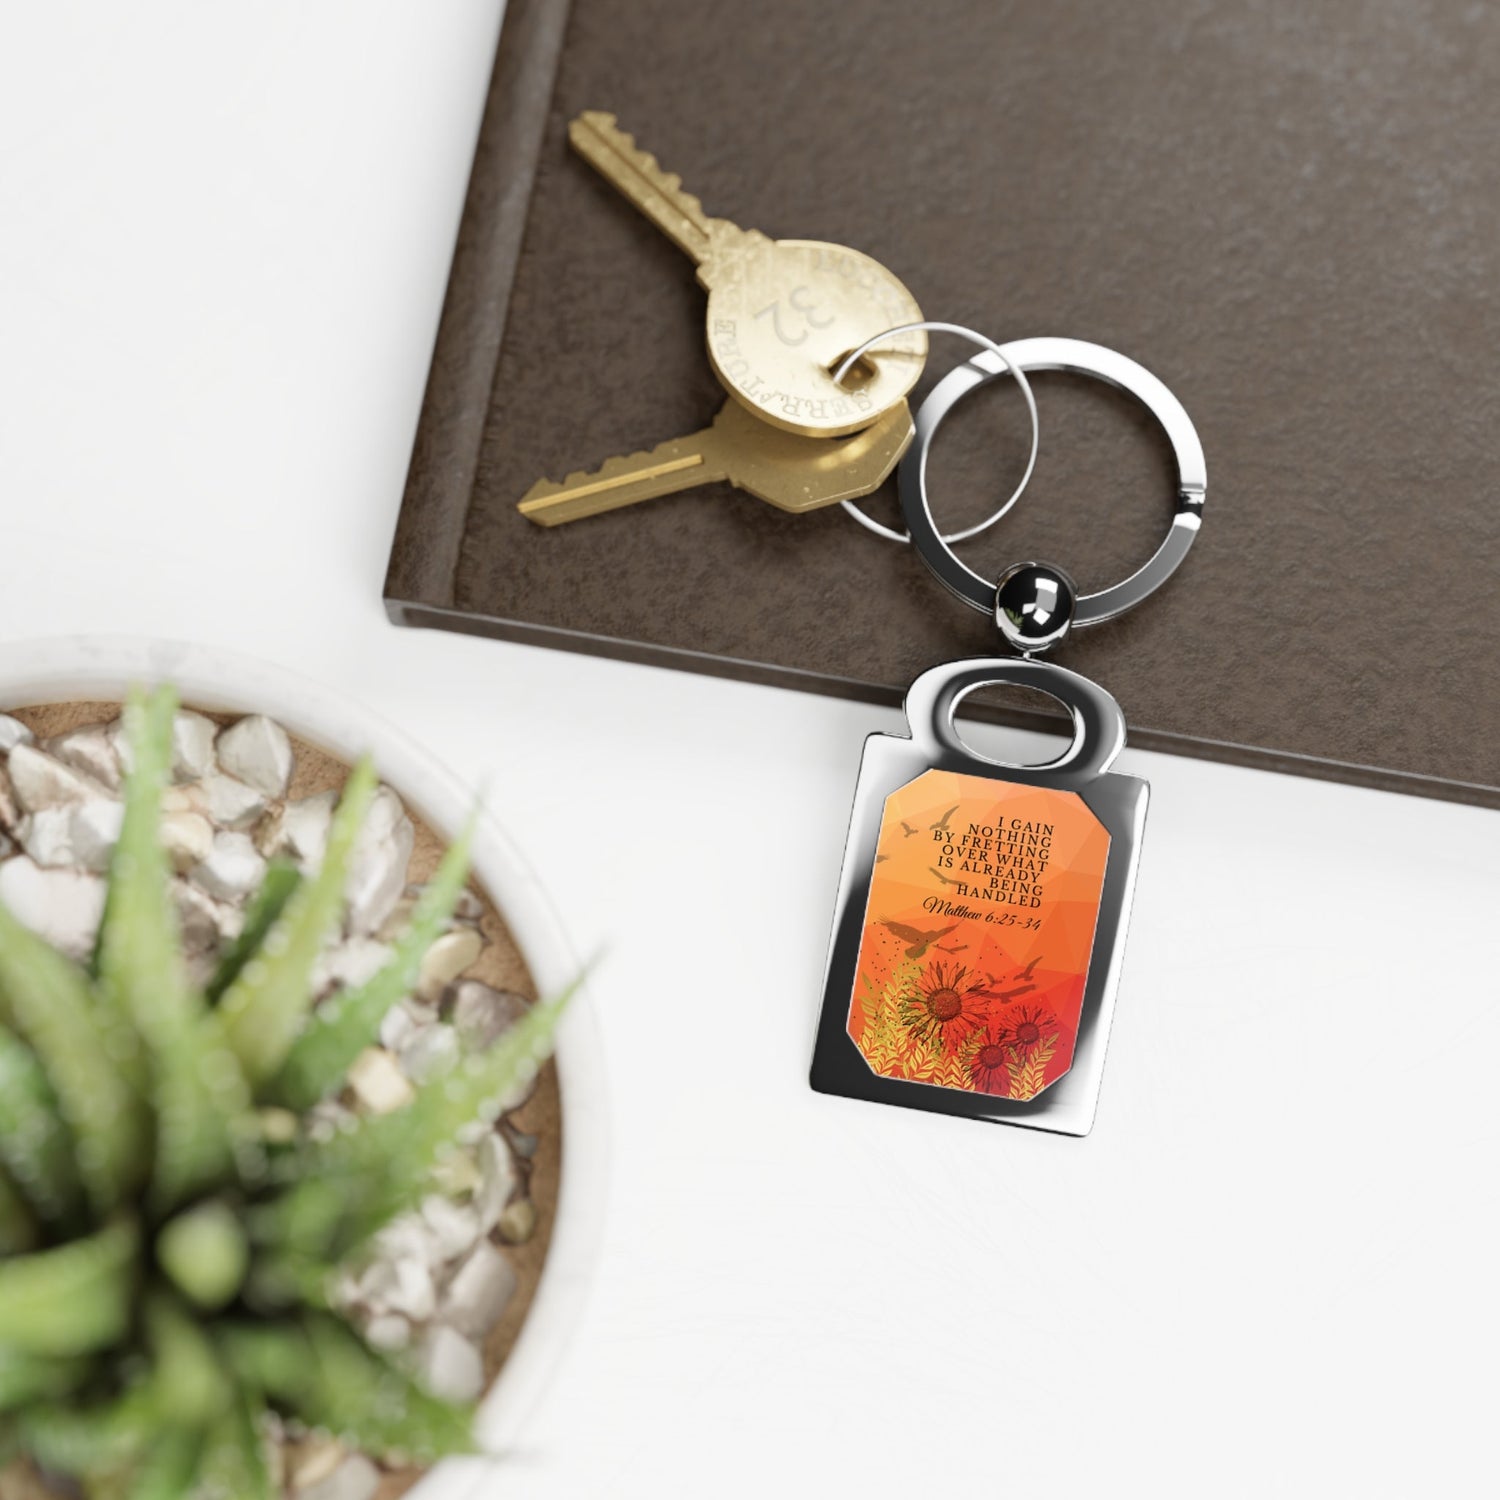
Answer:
[
  {"left": 811, "top": 331, "right": 1206, "bottom": 1135},
  {"left": 849, "top": 766, "right": 1111, "bottom": 1103}
]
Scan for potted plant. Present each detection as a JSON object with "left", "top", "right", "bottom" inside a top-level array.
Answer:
[{"left": 0, "top": 640, "right": 605, "bottom": 1500}]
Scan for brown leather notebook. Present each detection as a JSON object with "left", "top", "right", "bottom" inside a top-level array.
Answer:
[{"left": 385, "top": 0, "right": 1500, "bottom": 808}]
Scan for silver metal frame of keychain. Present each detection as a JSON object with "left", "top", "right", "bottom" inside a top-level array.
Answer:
[{"left": 811, "top": 326, "right": 1207, "bottom": 1136}]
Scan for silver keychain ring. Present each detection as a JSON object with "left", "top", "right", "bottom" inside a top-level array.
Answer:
[
  {"left": 833, "top": 322, "right": 1040, "bottom": 545},
  {"left": 899, "top": 337, "right": 1207, "bottom": 625}
]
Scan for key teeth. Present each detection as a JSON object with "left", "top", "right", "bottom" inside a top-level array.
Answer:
[
  {"left": 574, "top": 108, "right": 620, "bottom": 135},
  {"left": 569, "top": 111, "right": 711, "bottom": 228},
  {"left": 523, "top": 445, "right": 681, "bottom": 500}
]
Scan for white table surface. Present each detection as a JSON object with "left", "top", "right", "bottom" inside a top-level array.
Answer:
[{"left": 2, "top": 5, "right": 1496, "bottom": 1496}]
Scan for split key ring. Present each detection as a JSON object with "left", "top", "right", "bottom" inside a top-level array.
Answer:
[
  {"left": 833, "top": 322, "right": 1040, "bottom": 546},
  {"left": 896, "top": 336, "right": 1207, "bottom": 627}
]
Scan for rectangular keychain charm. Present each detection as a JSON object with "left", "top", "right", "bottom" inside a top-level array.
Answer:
[{"left": 811, "top": 657, "right": 1148, "bottom": 1136}]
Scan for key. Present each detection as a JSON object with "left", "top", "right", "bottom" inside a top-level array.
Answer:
[
  {"left": 570, "top": 111, "right": 927, "bottom": 440},
  {"left": 517, "top": 398, "right": 913, "bottom": 526}
]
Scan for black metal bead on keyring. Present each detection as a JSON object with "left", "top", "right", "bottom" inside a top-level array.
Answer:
[{"left": 993, "top": 560, "right": 1078, "bottom": 653}]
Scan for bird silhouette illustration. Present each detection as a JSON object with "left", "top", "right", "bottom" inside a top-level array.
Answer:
[
  {"left": 927, "top": 866, "right": 957, "bottom": 887},
  {"left": 983, "top": 982, "right": 1037, "bottom": 1002},
  {"left": 929, "top": 804, "right": 959, "bottom": 833},
  {"left": 936, "top": 942, "right": 969, "bottom": 954},
  {"left": 874, "top": 854, "right": 889, "bottom": 864},
  {"left": 899, "top": 821, "right": 920, "bottom": 838},
  {"left": 1015, "top": 955, "right": 1043, "bottom": 981},
  {"left": 879, "top": 919, "right": 959, "bottom": 959}
]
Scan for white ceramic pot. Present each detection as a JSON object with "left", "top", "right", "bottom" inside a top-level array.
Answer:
[{"left": 0, "top": 636, "right": 609, "bottom": 1498}]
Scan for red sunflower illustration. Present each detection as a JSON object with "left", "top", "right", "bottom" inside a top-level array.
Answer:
[
  {"left": 963, "top": 1029, "right": 1013, "bottom": 1095},
  {"left": 996, "top": 1001, "right": 1058, "bottom": 1059},
  {"left": 898, "top": 959, "right": 988, "bottom": 1050}
]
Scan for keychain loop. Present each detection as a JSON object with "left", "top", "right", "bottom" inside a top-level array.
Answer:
[
  {"left": 904, "top": 656, "right": 1127, "bottom": 786},
  {"left": 899, "top": 337, "right": 1207, "bottom": 626},
  {"left": 833, "top": 323, "right": 1040, "bottom": 545}
]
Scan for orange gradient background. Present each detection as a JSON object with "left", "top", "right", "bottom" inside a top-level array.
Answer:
[{"left": 847, "top": 769, "right": 1110, "bottom": 1099}]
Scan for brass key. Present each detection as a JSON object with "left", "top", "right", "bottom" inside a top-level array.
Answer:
[
  {"left": 571, "top": 111, "right": 927, "bottom": 439},
  {"left": 517, "top": 399, "right": 913, "bottom": 526}
]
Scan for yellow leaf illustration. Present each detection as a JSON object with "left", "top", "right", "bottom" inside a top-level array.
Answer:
[
  {"left": 860, "top": 957, "right": 920, "bottom": 1079},
  {"left": 1007, "top": 1033, "right": 1059, "bottom": 1101}
]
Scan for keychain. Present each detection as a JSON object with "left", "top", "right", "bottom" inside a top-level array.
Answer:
[{"left": 810, "top": 329, "right": 1207, "bottom": 1135}]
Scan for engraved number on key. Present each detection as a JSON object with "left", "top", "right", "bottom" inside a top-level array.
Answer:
[
  {"left": 517, "top": 401, "right": 914, "bottom": 526},
  {"left": 755, "top": 286, "right": 837, "bottom": 347}
]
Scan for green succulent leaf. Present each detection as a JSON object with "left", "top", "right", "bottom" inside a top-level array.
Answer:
[
  {"left": 219, "top": 757, "right": 378, "bottom": 1084},
  {"left": 0, "top": 1023, "right": 85, "bottom": 1232},
  {"left": 304, "top": 1312, "right": 475, "bottom": 1463},
  {"left": 215, "top": 1320, "right": 306, "bottom": 1398},
  {"left": 16, "top": 1382, "right": 157, "bottom": 1483},
  {"left": 156, "top": 1201, "right": 250, "bottom": 1313},
  {"left": 264, "top": 983, "right": 571, "bottom": 1262},
  {"left": 160, "top": 1020, "right": 261, "bottom": 1216},
  {"left": 0, "top": 1169, "right": 38, "bottom": 1254},
  {"left": 97, "top": 687, "right": 251, "bottom": 1213},
  {"left": 122, "top": 1424, "right": 201, "bottom": 1500},
  {"left": 269, "top": 816, "right": 476, "bottom": 1111},
  {"left": 143, "top": 1292, "right": 231, "bottom": 1430},
  {"left": 193, "top": 1390, "right": 271, "bottom": 1500},
  {"left": 222, "top": 1315, "right": 473, "bottom": 1465},
  {"left": 0, "top": 898, "right": 147, "bottom": 1216},
  {"left": 205, "top": 860, "right": 301, "bottom": 1006},
  {"left": 0, "top": 1217, "right": 137, "bottom": 1357},
  {"left": 0, "top": 1347, "right": 90, "bottom": 1414},
  {"left": 96, "top": 688, "right": 190, "bottom": 1037}
]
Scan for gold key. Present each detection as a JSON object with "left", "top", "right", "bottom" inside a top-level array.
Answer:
[
  {"left": 517, "top": 399, "right": 913, "bottom": 526},
  {"left": 571, "top": 111, "right": 927, "bottom": 439}
]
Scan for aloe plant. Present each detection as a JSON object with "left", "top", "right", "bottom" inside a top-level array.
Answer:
[{"left": 0, "top": 688, "right": 568, "bottom": 1497}]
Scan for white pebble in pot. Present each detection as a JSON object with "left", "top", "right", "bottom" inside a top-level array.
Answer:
[
  {"left": 312, "top": 937, "right": 394, "bottom": 995},
  {"left": 347, "top": 1047, "right": 415, "bottom": 1114},
  {"left": 259, "top": 790, "right": 335, "bottom": 868},
  {"left": 296, "top": 1453, "right": 380, "bottom": 1500},
  {"left": 378, "top": 998, "right": 435, "bottom": 1051},
  {"left": 196, "top": 772, "right": 267, "bottom": 831},
  {"left": 0, "top": 857, "right": 105, "bottom": 961},
  {"left": 439, "top": 1239, "right": 518, "bottom": 1340},
  {"left": 215, "top": 713, "right": 294, "bottom": 798},
  {"left": 450, "top": 979, "right": 529, "bottom": 1050},
  {"left": 364, "top": 1312, "right": 410, "bottom": 1352},
  {"left": 169, "top": 710, "right": 218, "bottom": 783},
  {"left": 420, "top": 1193, "right": 481, "bottom": 1261},
  {"left": 344, "top": 786, "right": 415, "bottom": 934},
  {"left": 419, "top": 1324, "right": 485, "bottom": 1404},
  {"left": 0, "top": 714, "right": 35, "bottom": 752},
  {"left": 47, "top": 725, "right": 122, "bottom": 790},
  {"left": 398, "top": 1022, "right": 460, "bottom": 1084},
  {"left": 474, "top": 1132, "right": 518, "bottom": 1230},
  {"left": 416, "top": 925, "right": 484, "bottom": 1003},
  {"left": 70, "top": 800, "right": 125, "bottom": 873},
  {"left": 160, "top": 810, "right": 214, "bottom": 873},
  {"left": 0, "top": 766, "right": 19, "bottom": 833},
  {"left": 8, "top": 744, "right": 108, "bottom": 811},
  {"left": 191, "top": 831, "right": 267, "bottom": 902},
  {"left": 370, "top": 1255, "right": 437, "bottom": 1323},
  {"left": 172, "top": 881, "right": 240, "bottom": 955},
  {"left": 20, "top": 806, "right": 77, "bottom": 868}
]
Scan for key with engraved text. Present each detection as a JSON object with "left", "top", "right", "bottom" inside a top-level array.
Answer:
[{"left": 570, "top": 111, "right": 926, "bottom": 439}]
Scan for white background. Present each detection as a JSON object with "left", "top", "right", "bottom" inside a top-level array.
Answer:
[{"left": 2, "top": 4, "right": 1496, "bottom": 1496}]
